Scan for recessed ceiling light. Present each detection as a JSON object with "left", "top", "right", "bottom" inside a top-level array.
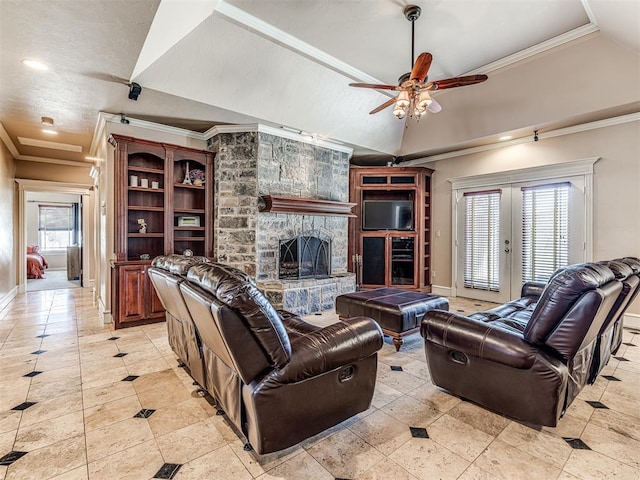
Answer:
[
  {"left": 499, "top": 135, "right": 512, "bottom": 141},
  {"left": 22, "top": 59, "right": 48, "bottom": 71},
  {"left": 42, "top": 129, "right": 57, "bottom": 135},
  {"left": 41, "top": 116, "right": 54, "bottom": 127}
]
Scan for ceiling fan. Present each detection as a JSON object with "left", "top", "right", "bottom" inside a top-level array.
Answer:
[{"left": 349, "top": 5, "right": 488, "bottom": 120}]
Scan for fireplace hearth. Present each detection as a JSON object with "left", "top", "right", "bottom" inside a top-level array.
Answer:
[{"left": 279, "top": 233, "right": 330, "bottom": 280}]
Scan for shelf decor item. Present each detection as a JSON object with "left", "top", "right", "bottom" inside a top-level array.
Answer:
[
  {"left": 182, "top": 162, "right": 192, "bottom": 185},
  {"left": 137, "top": 218, "right": 147, "bottom": 234},
  {"left": 190, "top": 168, "right": 205, "bottom": 186},
  {"left": 178, "top": 216, "right": 200, "bottom": 227}
]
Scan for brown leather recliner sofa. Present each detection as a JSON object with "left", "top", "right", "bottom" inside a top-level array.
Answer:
[
  {"left": 420, "top": 260, "right": 639, "bottom": 426},
  {"left": 149, "top": 255, "right": 383, "bottom": 454}
]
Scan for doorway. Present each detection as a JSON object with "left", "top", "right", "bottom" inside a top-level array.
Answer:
[{"left": 450, "top": 160, "right": 596, "bottom": 303}]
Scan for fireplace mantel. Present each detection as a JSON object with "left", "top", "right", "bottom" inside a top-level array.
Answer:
[{"left": 259, "top": 195, "right": 356, "bottom": 217}]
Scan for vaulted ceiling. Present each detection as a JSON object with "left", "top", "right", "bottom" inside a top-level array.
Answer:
[{"left": 1, "top": 0, "right": 638, "bottom": 167}]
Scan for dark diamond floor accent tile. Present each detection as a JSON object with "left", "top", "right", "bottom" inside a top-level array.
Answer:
[
  {"left": 603, "top": 375, "right": 621, "bottom": 381},
  {"left": 410, "top": 426, "right": 429, "bottom": 438},
  {"left": 390, "top": 365, "right": 403, "bottom": 372},
  {"left": 113, "top": 352, "right": 128, "bottom": 358},
  {"left": 456, "top": 309, "right": 465, "bottom": 312},
  {"left": 563, "top": 438, "right": 591, "bottom": 450},
  {"left": 0, "top": 451, "right": 28, "bottom": 466},
  {"left": 154, "top": 463, "right": 182, "bottom": 479},
  {"left": 622, "top": 342, "right": 636, "bottom": 347},
  {"left": 474, "top": 303, "right": 483, "bottom": 306},
  {"left": 122, "top": 375, "right": 139, "bottom": 382},
  {"left": 30, "top": 350, "right": 46, "bottom": 355},
  {"left": 335, "top": 478, "right": 352, "bottom": 480},
  {"left": 35, "top": 334, "right": 49, "bottom": 338},
  {"left": 614, "top": 356, "right": 630, "bottom": 362},
  {"left": 586, "top": 401, "right": 609, "bottom": 409},
  {"left": 108, "top": 336, "right": 120, "bottom": 341},
  {"left": 23, "top": 371, "right": 43, "bottom": 378},
  {"left": 11, "top": 401, "right": 37, "bottom": 411},
  {"left": 134, "top": 408, "right": 156, "bottom": 418}
]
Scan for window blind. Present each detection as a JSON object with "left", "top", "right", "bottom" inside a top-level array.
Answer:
[
  {"left": 38, "top": 204, "right": 73, "bottom": 231},
  {"left": 463, "top": 190, "right": 501, "bottom": 291},
  {"left": 521, "top": 183, "right": 570, "bottom": 283}
]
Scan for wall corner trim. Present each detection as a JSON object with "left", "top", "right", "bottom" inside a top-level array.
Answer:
[{"left": 0, "top": 287, "right": 18, "bottom": 312}]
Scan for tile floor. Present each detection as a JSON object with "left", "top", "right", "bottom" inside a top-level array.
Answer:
[{"left": 0, "top": 288, "right": 639, "bottom": 479}]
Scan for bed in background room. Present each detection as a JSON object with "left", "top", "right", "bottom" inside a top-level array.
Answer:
[{"left": 27, "top": 245, "right": 48, "bottom": 279}]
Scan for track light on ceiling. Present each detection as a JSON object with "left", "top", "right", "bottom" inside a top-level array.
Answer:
[
  {"left": 534, "top": 130, "right": 539, "bottom": 142},
  {"left": 120, "top": 113, "right": 130, "bottom": 125},
  {"left": 128, "top": 82, "right": 142, "bottom": 100}
]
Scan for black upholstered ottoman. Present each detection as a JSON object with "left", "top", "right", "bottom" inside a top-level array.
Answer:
[{"left": 335, "top": 288, "right": 449, "bottom": 351}]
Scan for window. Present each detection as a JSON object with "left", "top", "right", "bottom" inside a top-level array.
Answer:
[
  {"left": 38, "top": 204, "right": 76, "bottom": 250},
  {"left": 463, "top": 190, "right": 501, "bottom": 291},
  {"left": 521, "top": 183, "right": 570, "bottom": 283}
]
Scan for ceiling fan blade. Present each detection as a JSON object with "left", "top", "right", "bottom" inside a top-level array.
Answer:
[
  {"left": 410, "top": 52, "right": 433, "bottom": 82},
  {"left": 349, "top": 82, "right": 400, "bottom": 91},
  {"left": 427, "top": 74, "right": 488, "bottom": 90},
  {"left": 369, "top": 96, "right": 399, "bottom": 114},
  {"left": 427, "top": 98, "right": 442, "bottom": 113}
]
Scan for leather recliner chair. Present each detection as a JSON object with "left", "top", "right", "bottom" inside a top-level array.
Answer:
[
  {"left": 150, "top": 258, "right": 383, "bottom": 454},
  {"left": 421, "top": 262, "right": 622, "bottom": 426}
]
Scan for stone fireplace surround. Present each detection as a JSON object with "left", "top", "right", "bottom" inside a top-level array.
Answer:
[{"left": 207, "top": 127, "right": 356, "bottom": 315}]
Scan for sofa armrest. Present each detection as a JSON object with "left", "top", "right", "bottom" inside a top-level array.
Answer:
[
  {"left": 521, "top": 281, "right": 546, "bottom": 299},
  {"left": 270, "top": 316, "right": 383, "bottom": 384},
  {"left": 421, "top": 310, "right": 538, "bottom": 369},
  {"left": 280, "top": 312, "right": 322, "bottom": 336}
]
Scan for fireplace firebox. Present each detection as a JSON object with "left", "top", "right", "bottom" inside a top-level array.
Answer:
[{"left": 279, "top": 234, "right": 330, "bottom": 279}]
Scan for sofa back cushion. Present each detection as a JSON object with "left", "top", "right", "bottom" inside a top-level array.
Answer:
[
  {"left": 523, "top": 263, "right": 618, "bottom": 357},
  {"left": 186, "top": 263, "right": 292, "bottom": 368}
]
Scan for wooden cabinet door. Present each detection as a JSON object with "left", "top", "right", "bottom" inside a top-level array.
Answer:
[{"left": 118, "top": 265, "right": 145, "bottom": 324}]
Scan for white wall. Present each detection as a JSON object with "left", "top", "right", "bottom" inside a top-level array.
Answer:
[{"left": 25, "top": 191, "right": 82, "bottom": 270}]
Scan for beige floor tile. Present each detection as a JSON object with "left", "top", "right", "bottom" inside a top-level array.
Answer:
[
  {"left": 146, "top": 398, "right": 208, "bottom": 437},
  {"left": 29, "top": 364, "right": 81, "bottom": 385},
  {"left": 0, "top": 430, "right": 16, "bottom": 458},
  {"left": 255, "top": 450, "right": 333, "bottom": 479},
  {"left": 87, "top": 439, "right": 163, "bottom": 480},
  {"left": 370, "top": 381, "right": 403, "bottom": 409},
  {"left": 563, "top": 449, "right": 640, "bottom": 480},
  {"left": 229, "top": 438, "right": 302, "bottom": 477},
  {"left": 85, "top": 417, "right": 154, "bottom": 463},
  {"left": 474, "top": 439, "right": 561, "bottom": 480},
  {"left": 0, "top": 379, "right": 30, "bottom": 411},
  {"left": 0, "top": 411, "right": 21, "bottom": 435},
  {"left": 19, "top": 391, "right": 83, "bottom": 428},
  {"left": 83, "top": 395, "right": 142, "bottom": 432},
  {"left": 356, "top": 458, "right": 418, "bottom": 480},
  {"left": 428, "top": 414, "right": 494, "bottom": 462},
  {"left": 447, "top": 401, "right": 511, "bottom": 437},
  {"left": 4, "top": 435, "right": 86, "bottom": 480},
  {"left": 376, "top": 366, "right": 426, "bottom": 394},
  {"left": 457, "top": 464, "right": 499, "bottom": 480},
  {"left": 388, "top": 437, "right": 470, "bottom": 480},
  {"left": 156, "top": 418, "right": 226, "bottom": 464},
  {"left": 588, "top": 407, "right": 640, "bottom": 442},
  {"left": 496, "top": 421, "right": 573, "bottom": 468},
  {"left": 48, "top": 465, "right": 88, "bottom": 480},
  {"left": 306, "top": 428, "right": 385, "bottom": 479},
  {"left": 542, "top": 412, "right": 589, "bottom": 438},
  {"left": 348, "top": 409, "right": 412, "bottom": 456},
  {"left": 27, "top": 376, "right": 82, "bottom": 401},
  {"left": 14, "top": 410, "right": 84, "bottom": 452},
  {"left": 174, "top": 445, "right": 252, "bottom": 480},
  {"left": 131, "top": 368, "right": 182, "bottom": 394},
  {"left": 135, "top": 380, "right": 193, "bottom": 410},
  {"left": 407, "top": 381, "right": 463, "bottom": 413},
  {"left": 580, "top": 423, "right": 640, "bottom": 469},
  {"left": 381, "top": 395, "right": 443, "bottom": 428},
  {"left": 82, "top": 380, "right": 137, "bottom": 409}
]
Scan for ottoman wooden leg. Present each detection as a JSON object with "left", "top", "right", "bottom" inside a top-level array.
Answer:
[{"left": 392, "top": 336, "right": 403, "bottom": 352}]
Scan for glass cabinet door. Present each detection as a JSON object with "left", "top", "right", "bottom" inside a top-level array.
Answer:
[{"left": 390, "top": 236, "right": 415, "bottom": 286}]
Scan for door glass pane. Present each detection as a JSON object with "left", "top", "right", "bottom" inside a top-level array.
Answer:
[
  {"left": 463, "top": 191, "right": 501, "bottom": 291},
  {"left": 521, "top": 183, "right": 570, "bottom": 283},
  {"left": 391, "top": 237, "right": 414, "bottom": 285},
  {"left": 362, "top": 237, "right": 386, "bottom": 285}
]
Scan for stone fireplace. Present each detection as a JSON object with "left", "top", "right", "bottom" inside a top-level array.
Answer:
[{"left": 207, "top": 127, "right": 356, "bottom": 314}]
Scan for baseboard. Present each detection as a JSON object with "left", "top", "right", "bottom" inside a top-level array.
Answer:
[
  {"left": 624, "top": 312, "right": 640, "bottom": 330},
  {"left": 98, "top": 297, "right": 113, "bottom": 324},
  {"left": 0, "top": 286, "right": 18, "bottom": 312},
  {"left": 431, "top": 285, "right": 452, "bottom": 297}
]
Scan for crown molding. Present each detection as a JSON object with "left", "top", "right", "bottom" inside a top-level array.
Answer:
[
  {"left": 97, "top": 112, "right": 204, "bottom": 141},
  {"left": 204, "top": 123, "right": 354, "bottom": 155},
  {"left": 15, "top": 178, "right": 93, "bottom": 192},
  {"left": 407, "top": 112, "right": 640, "bottom": 164},
  {"left": 465, "top": 24, "right": 600, "bottom": 76},
  {"left": 0, "top": 123, "right": 20, "bottom": 158}
]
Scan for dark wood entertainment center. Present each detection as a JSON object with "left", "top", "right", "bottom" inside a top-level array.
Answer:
[
  {"left": 348, "top": 165, "right": 433, "bottom": 291},
  {"left": 109, "top": 134, "right": 214, "bottom": 328}
]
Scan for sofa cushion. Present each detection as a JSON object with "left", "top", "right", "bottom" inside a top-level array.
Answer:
[{"left": 186, "top": 263, "right": 292, "bottom": 368}]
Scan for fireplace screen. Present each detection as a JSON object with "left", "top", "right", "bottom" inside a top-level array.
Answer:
[{"left": 279, "top": 234, "right": 330, "bottom": 279}]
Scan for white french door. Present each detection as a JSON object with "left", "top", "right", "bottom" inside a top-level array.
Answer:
[{"left": 455, "top": 175, "right": 586, "bottom": 303}]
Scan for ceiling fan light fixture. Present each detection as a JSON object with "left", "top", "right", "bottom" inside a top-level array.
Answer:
[{"left": 417, "top": 91, "right": 433, "bottom": 109}]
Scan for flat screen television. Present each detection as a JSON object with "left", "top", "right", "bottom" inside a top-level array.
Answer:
[{"left": 362, "top": 200, "right": 414, "bottom": 231}]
